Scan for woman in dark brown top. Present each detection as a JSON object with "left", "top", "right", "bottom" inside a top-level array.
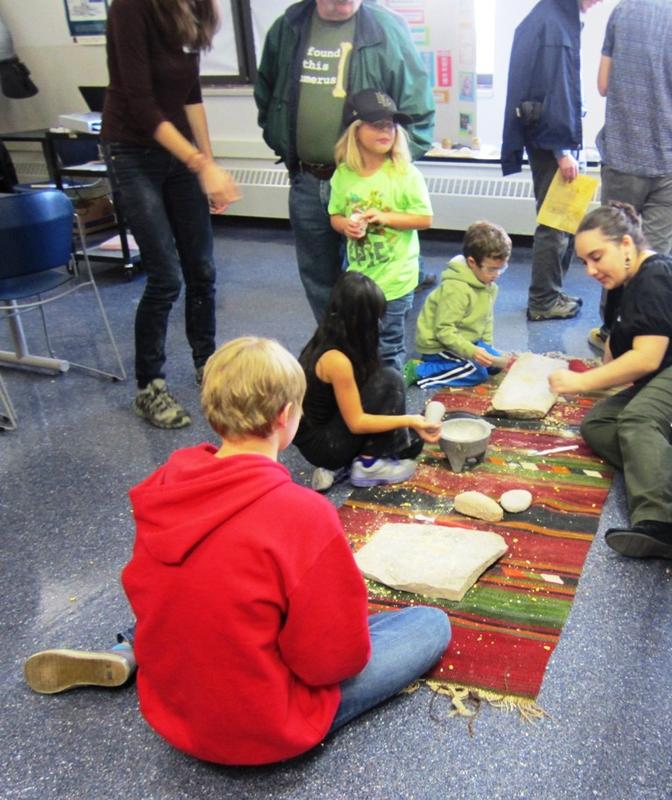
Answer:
[{"left": 102, "top": 0, "right": 240, "bottom": 429}]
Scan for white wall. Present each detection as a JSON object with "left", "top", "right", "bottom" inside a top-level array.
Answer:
[{"left": 0, "top": 0, "right": 617, "bottom": 155}]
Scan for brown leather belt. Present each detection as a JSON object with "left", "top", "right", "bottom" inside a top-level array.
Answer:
[{"left": 298, "top": 161, "right": 335, "bottom": 180}]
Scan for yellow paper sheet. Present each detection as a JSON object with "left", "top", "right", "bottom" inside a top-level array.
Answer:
[{"left": 536, "top": 170, "right": 599, "bottom": 234}]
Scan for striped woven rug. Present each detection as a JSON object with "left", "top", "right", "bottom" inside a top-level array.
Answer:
[{"left": 339, "top": 369, "right": 613, "bottom": 714}]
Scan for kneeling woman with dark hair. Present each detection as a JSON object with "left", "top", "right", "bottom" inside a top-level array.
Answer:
[
  {"left": 294, "top": 272, "right": 440, "bottom": 491},
  {"left": 549, "top": 202, "right": 672, "bottom": 560}
]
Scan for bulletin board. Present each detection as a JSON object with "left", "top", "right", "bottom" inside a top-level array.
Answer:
[
  {"left": 379, "top": 0, "right": 477, "bottom": 146},
  {"left": 245, "top": 0, "right": 478, "bottom": 146}
]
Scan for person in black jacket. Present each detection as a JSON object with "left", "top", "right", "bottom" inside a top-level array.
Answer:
[{"left": 502, "top": 0, "right": 602, "bottom": 322}]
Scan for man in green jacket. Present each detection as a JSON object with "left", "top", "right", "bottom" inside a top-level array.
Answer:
[
  {"left": 254, "top": 0, "right": 434, "bottom": 322},
  {"left": 408, "top": 221, "right": 511, "bottom": 390}
]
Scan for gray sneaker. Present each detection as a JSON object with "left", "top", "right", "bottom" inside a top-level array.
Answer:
[
  {"left": 133, "top": 379, "right": 191, "bottom": 429},
  {"left": 559, "top": 292, "right": 583, "bottom": 307},
  {"left": 350, "top": 457, "right": 417, "bottom": 487},
  {"left": 527, "top": 297, "right": 581, "bottom": 321}
]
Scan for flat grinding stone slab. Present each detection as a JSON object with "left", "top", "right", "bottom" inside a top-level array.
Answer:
[
  {"left": 491, "top": 352, "right": 568, "bottom": 419},
  {"left": 354, "top": 522, "right": 509, "bottom": 602}
]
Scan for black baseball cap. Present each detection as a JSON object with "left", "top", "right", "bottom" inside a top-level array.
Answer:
[{"left": 343, "top": 89, "right": 412, "bottom": 127}]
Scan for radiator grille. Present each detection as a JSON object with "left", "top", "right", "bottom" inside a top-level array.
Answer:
[
  {"left": 10, "top": 154, "right": 50, "bottom": 184},
  {"left": 5, "top": 158, "right": 598, "bottom": 235}
]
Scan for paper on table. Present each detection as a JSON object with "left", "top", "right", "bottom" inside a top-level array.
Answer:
[
  {"left": 98, "top": 234, "right": 138, "bottom": 251},
  {"left": 536, "top": 170, "right": 599, "bottom": 234}
]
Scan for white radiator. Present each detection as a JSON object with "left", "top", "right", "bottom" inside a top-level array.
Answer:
[
  {"left": 6, "top": 147, "right": 600, "bottom": 236},
  {"left": 8, "top": 152, "right": 50, "bottom": 184},
  {"left": 222, "top": 162, "right": 601, "bottom": 236}
]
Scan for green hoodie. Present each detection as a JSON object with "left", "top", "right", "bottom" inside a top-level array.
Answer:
[{"left": 415, "top": 255, "right": 498, "bottom": 359}]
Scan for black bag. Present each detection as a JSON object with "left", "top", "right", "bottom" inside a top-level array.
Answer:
[{"left": 0, "top": 56, "right": 38, "bottom": 99}]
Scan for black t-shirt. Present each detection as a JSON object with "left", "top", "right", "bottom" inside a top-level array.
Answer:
[{"left": 609, "top": 254, "right": 672, "bottom": 382}]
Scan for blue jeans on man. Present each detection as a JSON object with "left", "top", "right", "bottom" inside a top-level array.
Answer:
[
  {"left": 104, "top": 143, "right": 216, "bottom": 386},
  {"left": 288, "top": 170, "right": 344, "bottom": 323}
]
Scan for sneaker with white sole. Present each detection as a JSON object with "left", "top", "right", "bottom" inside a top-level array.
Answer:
[
  {"left": 24, "top": 648, "right": 135, "bottom": 694},
  {"left": 350, "top": 456, "right": 417, "bottom": 487},
  {"left": 527, "top": 296, "right": 581, "bottom": 321},
  {"left": 133, "top": 379, "right": 191, "bottom": 429}
]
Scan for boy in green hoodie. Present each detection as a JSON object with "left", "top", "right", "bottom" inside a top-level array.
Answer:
[{"left": 406, "top": 221, "right": 512, "bottom": 389}]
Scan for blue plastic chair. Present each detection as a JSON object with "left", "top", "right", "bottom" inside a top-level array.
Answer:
[{"left": 0, "top": 189, "right": 126, "bottom": 384}]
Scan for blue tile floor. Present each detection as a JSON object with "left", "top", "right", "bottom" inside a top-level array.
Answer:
[{"left": 2, "top": 219, "right": 671, "bottom": 800}]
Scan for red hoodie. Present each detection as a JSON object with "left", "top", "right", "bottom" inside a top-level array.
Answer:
[{"left": 122, "top": 444, "right": 371, "bottom": 765}]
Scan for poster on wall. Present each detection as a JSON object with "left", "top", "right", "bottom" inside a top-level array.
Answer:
[
  {"left": 63, "top": 0, "right": 109, "bottom": 44},
  {"left": 380, "top": 0, "right": 477, "bottom": 149}
]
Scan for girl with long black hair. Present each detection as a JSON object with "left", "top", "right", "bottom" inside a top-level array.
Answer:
[{"left": 294, "top": 271, "right": 440, "bottom": 490}]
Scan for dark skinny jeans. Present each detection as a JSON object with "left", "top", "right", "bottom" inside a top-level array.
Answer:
[{"left": 104, "top": 143, "right": 216, "bottom": 387}]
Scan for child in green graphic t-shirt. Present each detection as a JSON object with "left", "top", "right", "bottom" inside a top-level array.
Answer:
[{"left": 329, "top": 89, "right": 433, "bottom": 372}]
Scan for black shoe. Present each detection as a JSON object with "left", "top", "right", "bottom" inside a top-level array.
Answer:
[
  {"left": 415, "top": 272, "right": 438, "bottom": 293},
  {"left": 604, "top": 521, "right": 672, "bottom": 560}
]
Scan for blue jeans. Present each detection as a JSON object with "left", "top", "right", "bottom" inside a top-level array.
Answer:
[
  {"left": 118, "top": 608, "right": 450, "bottom": 738},
  {"left": 104, "top": 143, "right": 216, "bottom": 386},
  {"left": 288, "top": 171, "right": 344, "bottom": 322},
  {"left": 328, "top": 607, "right": 451, "bottom": 732},
  {"left": 379, "top": 291, "right": 414, "bottom": 372}
]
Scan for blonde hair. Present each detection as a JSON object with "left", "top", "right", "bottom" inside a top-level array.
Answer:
[
  {"left": 201, "top": 337, "right": 306, "bottom": 439},
  {"left": 334, "top": 120, "right": 411, "bottom": 174}
]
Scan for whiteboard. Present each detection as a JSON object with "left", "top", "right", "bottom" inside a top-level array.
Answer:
[{"left": 200, "top": 0, "right": 477, "bottom": 144}]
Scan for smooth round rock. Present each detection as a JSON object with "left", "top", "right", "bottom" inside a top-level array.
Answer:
[
  {"left": 499, "top": 489, "right": 533, "bottom": 513},
  {"left": 454, "top": 491, "right": 503, "bottom": 522}
]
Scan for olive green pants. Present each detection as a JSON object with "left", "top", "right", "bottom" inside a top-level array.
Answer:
[{"left": 580, "top": 366, "right": 672, "bottom": 526}]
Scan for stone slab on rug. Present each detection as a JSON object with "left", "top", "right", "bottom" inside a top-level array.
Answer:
[
  {"left": 354, "top": 522, "right": 508, "bottom": 602},
  {"left": 491, "top": 352, "right": 568, "bottom": 419}
]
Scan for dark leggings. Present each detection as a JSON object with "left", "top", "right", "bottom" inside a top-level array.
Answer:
[{"left": 294, "top": 367, "right": 423, "bottom": 470}]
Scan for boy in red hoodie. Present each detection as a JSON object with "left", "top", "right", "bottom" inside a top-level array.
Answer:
[{"left": 24, "top": 337, "right": 450, "bottom": 765}]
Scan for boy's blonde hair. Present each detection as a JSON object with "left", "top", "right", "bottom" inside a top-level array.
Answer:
[
  {"left": 463, "top": 221, "right": 512, "bottom": 265},
  {"left": 334, "top": 120, "right": 411, "bottom": 174},
  {"left": 201, "top": 337, "right": 306, "bottom": 439}
]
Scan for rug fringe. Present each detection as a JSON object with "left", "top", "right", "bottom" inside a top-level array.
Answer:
[{"left": 423, "top": 679, "right": 550, "bottom": 722}]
